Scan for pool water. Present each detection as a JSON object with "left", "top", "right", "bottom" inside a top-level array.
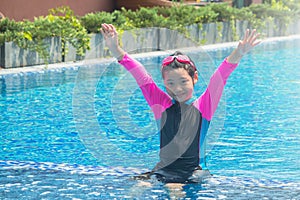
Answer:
[{"left": 1, "top": 37, "right": 300, "bottom": 199}]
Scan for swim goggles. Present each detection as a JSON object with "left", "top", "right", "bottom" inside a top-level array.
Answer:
[{"left": 162, "top": 55, "right": 196, "bottom": 71}]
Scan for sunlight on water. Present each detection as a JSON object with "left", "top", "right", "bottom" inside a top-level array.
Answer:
[{"left": 0, "top": 37, "right": 300, "bottom": 199}]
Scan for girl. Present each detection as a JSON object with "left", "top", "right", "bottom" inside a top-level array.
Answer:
[{"left": 101, "top": 23, "right": 260, "bottom": 184}]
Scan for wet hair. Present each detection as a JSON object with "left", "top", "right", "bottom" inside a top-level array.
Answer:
[{"left": 161, "top": 51, "right": 197, "bottom": 79}]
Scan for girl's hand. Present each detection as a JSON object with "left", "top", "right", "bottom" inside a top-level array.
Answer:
[
  {"left": 100, "top": 23, "right": 118, "bottom": 48},
  {"left": 100, "top": 23, "right": 125, "bottom": 60},
  {"left": 237, "top": 29, "right": 261, "bottom": 56},
  {"left": 227, "top": 29, "right": 261, "bottom": 63}
]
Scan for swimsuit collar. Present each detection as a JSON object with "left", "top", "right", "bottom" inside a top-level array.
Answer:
[{"left": 172, "top": 95, "right": 196, "bottom": 105}]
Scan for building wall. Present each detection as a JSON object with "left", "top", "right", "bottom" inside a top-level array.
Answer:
[
  {"left": 0, "top": 0, "right": 115, "bottom": 21},
  {"left": 252, "top": 0, "right": 263, "bottom": 4},
  {"left": 116, "top": 0, "right": 174, "bottom": 10},
  {"left": 1, "top": 0, "right": 263, "bottom": 21}
]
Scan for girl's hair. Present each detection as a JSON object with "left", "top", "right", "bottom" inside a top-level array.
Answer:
[{"left": 161, "top": 51, "right": 197, "bottom": 79}]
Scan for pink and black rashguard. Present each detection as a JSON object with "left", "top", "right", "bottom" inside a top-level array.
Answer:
[{"left": 119, "top": 54, "right": 238, "bottom": 183}]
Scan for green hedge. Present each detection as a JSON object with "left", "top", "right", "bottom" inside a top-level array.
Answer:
[
  {"left": 0, "top": 6, "right": 90, "bottom": 62},
  {"left": 0, "top": 2, "right": 299, "bottom": 62}
]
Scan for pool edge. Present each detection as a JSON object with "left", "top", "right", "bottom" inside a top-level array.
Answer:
[{"left": 1, "top": 34, "right": 300, "bottom": 76}]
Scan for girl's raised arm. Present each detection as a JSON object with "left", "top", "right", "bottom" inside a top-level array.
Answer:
[
  {"left": 195, "top": 29, "right": 260, "bottom": 121},
  {"left": 101, "top": 23, "right": 172, "bottom": 119},
  {"left": 100, "top": 23, "right": 126, "bottom": 61}
]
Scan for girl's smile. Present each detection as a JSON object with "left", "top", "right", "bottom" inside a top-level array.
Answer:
[{"left": 163, "top": 68, "right": 198, "bottom": 102}]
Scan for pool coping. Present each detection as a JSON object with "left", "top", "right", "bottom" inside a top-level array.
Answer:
[{"left": 1, "top": 34, "right": 300, "bottom": 76}]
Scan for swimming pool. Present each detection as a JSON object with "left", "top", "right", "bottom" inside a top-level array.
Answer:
[{"left": 1, "top": 36, "right": 300, "bottom": 199}]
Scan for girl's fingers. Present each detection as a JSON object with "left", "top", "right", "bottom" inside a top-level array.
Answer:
[
  {"left": 101, "top": 23, "right": 117, "bottom": 38},
  {"left": 250, "top": 33, "right": 260, "bottom": 45},
  {"left": 100, "top": 28, "right": 107, "bottom": 38},
  {"left": 101, "top": 23, "right": 111, "bottom": 33},
  {"left": 252, "top": 40, "right": 261, "bottom": 47},
  {"left": 248, "top": 29, "right": 259, "bottom": 45},
  {"left": 107, "top": 24, "right": 114, "bottom": 33},
  {"left": 242, "top": 29, "right": 260, "bottom": 47},
  {"left": 248, "top": 29, "right": 256, "bottom": 39},
  {"left": 101, "top": 23, "right": 107, "bottom": 31},
  {"left": 112, "top": 25, "right": 117, "bottom": 35},
  {"left": 100, "top": 24, "right": 107, "bottom": 34},
  {"left": 243, "top": 29, "right": 249, "bottom": 43}
]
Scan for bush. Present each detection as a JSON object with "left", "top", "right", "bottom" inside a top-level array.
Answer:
[
  {"left": 0, "top": 6, "right": 90, "bottom": 63},
  {"left": 0, "top": 18, "right": 23, "bottom": 44},
  {"left": 283, "top": 0, "right": 300, "bottom": 15},
  {"left": 80, "top": 10, "right": 129, "bottom": 33},
  {"left": 48, "top": 6, "right": 90, "bottom": 58},
  {"left": 248, "top": 2, "right": 294, "bottom": 31},
  {"left": 1, "top": 2, "right": 299, "bottom": 64},
  {"left": 81, "top": 12, "right": 115, "bottom": 33}
]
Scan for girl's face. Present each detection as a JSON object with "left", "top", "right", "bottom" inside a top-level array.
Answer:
[{"left": 163, "top": 68, "right": 198, "bottom": 103}]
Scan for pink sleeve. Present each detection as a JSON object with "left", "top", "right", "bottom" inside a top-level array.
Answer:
[
  {"left": 193, "top": 59, "right": 238, "bottom": 121},
  {"left": 119, "top": 54, "right": 172, "bottom": 119}
]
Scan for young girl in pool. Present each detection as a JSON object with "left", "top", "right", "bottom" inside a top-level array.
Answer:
[{"left": 101, "top": 23, "right": 260, "bottom": 184}]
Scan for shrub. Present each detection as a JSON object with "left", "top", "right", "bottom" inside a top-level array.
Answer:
[
  {"left": 81, "top": 11, "right": 114, "bottom": 33},
  {"left": 0, "top": 6, "right": 90, "bottom": 63},
  {"left": 48, "top": 6, "right": 90, "bottom": 59},
  {"left": 1, "top": 3, "right": 299, "bottom": 65},
  {"left": 80, "top": 10, "right": 129, "bottom": 33},
  {"left": 0, "top": 18, "right": 23, "bottom": 44},
  {"left": 248, "top": 2, "right": 294, "bottom": 31},
  {"left": 283, "top": 0, "right": 300, "bottom": 16}
]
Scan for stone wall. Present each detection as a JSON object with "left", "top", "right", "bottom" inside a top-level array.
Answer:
[
  {"left": 0, "top": 38, "right": 61, "bottom": 68},
  {"left": 1, "top": 19, "right": 300, "bottom": 69}
]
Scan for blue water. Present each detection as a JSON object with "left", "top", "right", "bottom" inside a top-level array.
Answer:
[{"left": 0, "top": 37, "right": 300, "bottom": 199}]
